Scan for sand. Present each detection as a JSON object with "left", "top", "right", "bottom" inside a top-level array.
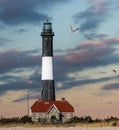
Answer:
[{"left": 0, "top": 126, "right": 119, "bottom": 130}]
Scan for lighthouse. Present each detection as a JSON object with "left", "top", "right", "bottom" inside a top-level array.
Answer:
[
  {"left": 31, "top": 21, "right": 74, "bottom": 123},
  {"left": 41, "top": 20, "right": 55, "bottom": 101}
]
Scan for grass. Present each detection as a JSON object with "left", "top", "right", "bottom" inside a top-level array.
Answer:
[{"left": 0, "top": 121, "right": 119, "bottom": 128}]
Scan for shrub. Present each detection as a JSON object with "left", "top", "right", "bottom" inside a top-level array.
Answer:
[
  {"left": 111, "top": 122, "right": 117, "bottom": 127},
  {"left": 19, "top": 116, "right": 32, "bottom": 123}
]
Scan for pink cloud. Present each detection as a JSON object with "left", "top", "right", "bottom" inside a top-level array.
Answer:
[
  {"left": 88, "top": 0, "right": 108, "bottom": 14},
  {"left": 81, "top": 35, "right": 119, "bottom": 47},
  {"left": 88, "top": 0, "right": 105, "bottom": 5}
]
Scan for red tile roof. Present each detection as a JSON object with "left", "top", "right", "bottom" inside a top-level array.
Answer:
[{"left": 31, "top": 100, "right": 74, "bottom": 113}]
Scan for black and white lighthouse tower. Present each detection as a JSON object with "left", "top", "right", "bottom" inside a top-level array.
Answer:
[{"left": 41, "top": 20, "right": 55, "bottom": 101}]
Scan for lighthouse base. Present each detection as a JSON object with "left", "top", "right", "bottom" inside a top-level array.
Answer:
[{"left": 41, "top": 80, "right": 55, "bottom": 101}]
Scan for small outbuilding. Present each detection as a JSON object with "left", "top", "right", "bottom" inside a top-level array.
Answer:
[{"left": 31, "top": 98, "right": 74, "bottom": 123}]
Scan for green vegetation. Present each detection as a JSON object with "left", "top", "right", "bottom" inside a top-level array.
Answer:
[
  {"left": 0, "top": 115, "right": 119, "bottom": 127},
  {"left": 0, "top": 116, "right": 31, "bottom": 124},
  {"left": 68, "top": 116, "right": 119, "bottom": 127}
]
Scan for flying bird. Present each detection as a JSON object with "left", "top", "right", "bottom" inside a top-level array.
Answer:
[
  {"left": 70, "top": 26, "right": 79, "bottom": 33},
  {"left": 82, "top": 32, "right": 94, "bottom": 41},
  {"left": 112, "top": 69, "right": 117, "bottom": 74},
  {"left": 70, "top": 25, "right": 94, "bottom": 41}
]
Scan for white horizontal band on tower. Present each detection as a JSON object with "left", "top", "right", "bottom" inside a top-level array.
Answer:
[{"left": 42, "top": 57, "right": 53, "bottom": 80}]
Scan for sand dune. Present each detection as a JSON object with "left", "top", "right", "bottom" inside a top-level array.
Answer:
[{"left": 0, "top": 127, "right": 119, "bottom": 130}]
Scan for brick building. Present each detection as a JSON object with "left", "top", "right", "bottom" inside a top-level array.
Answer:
[{"left": 31, "top": 98, "right": 74, "bottom": 123}]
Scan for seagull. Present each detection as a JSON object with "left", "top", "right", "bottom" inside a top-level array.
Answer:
[
  {"left": 70, "top": 26, "right": 79, "bottom": 33},
  {"left": 82, "top": 32, "right": 94, "bottom": 41},
  {"left": 112, "top": 69, "right": 117, "bottom": 74},
  {"left": 70, "top": 25, "right": 94, "bottom": 41}
]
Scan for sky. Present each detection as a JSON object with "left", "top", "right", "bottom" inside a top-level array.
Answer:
[{"left": 0, "top": 0, "right": 119, "bottom": 119}]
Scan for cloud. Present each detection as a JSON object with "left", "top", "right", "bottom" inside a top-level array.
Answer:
[
  {"left": 73, "top": 0, "right": 109, "bottom": 31},
  {"left": 53, "top": 35, "right": 119, "bottom": 90},
  {"left": 66, "top": 35, "right": 119, "bottom": 53},
  {"left": 1, "top": 34, "right": 119, "bottom": 100},
  {"left": 0, "top": 0, "right": 47, "bottom": 25},
  {"left": 13, "top": 92, "right": 40, "bottom": 102},
  {"left": 0, "top": 49, "right": 41, "bottom": 96},
  {"left": 0, "top": 49, "right": 41, "bottom": 73},
  {"left": 0, "top": 71, "right": 41, "bottom": 95},
  {"left": 56, "top": 76, "right": 115, "bottom": 91},
  {"left": 54, "top": 48, "right": 119, "bottom": 91},
  {"left": 0, "top": 0, "right": 69, "bottom": 26},
  {"left": 15, "top": 28, "right": 27, "bottom": 33},
  {"left": 94, "top": 33, "right": 109, "bottom": 40},
  {"left": 102, "top": 82, "right": 119, "bottom": 90},
  {"left": 55, "top": 45, "right": 118, "bottom": 73},
  {"left": 0, "top": 37, "right": 12, "bottom": 46}
]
